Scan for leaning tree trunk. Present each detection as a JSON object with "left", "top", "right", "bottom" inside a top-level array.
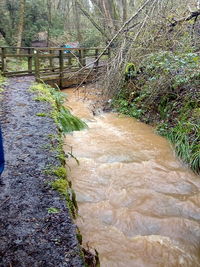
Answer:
[
  {"left": 75, "top": 0, "right": 110, "bottom": 41},
  {"left": 17, "top": 0, "right": 25, "bottom": 53}
]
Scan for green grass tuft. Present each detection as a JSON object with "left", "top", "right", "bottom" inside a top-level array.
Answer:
[{"left": 36, "top": 113, "right": 47, "bottom": 117}]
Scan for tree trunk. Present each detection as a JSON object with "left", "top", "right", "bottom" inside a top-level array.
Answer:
[
  {"left": 16, "top": 0, "right": 25, "bottom": 53},
  {"left": 64, "top": 0, "right": 72, "bottom": 37},
  {"left": 197, "top": 0, "right": 200, "bottom": 9},
  {"left": 122, "top": 0, "right": 127, "bottom": 22},
  {"left": 74, "top": 0, "right": 82, "bottom": 43},
  {"left": 47, "top": 0, "right": 52, "bottom": 47}
]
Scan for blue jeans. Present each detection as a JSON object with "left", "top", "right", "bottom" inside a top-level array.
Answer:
[{"left": 0, "top": 127, "right": 4, "bottom": 175}]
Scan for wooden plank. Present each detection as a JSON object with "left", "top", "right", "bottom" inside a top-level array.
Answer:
[
  {"left": 0, "top": 46, "right": 109, "bottom": 51},
  {"left": 4, "top": 70, "right": 30, "bottom": 75},
  {"left": 38, "top": 54, "right": 59, "bottom": 58},
  {"left": 35, "top": 47, "right": 106, "bottom": 51},
  {"left": 0, "top": 46, "right": 36, "bottom": 49},
  {"left": 41, "top": 73, "right": 96, "bottom": 88},
  {"left": 1, "top": 47, "right": 6, "bottom": 73},
  {"left": 5, "top": 72, "right": 34, "bottom": 77},
  {"left": 5, "top": 54, "right": 34, "bottom": 58},
  {"left": 36, "top": 47, "right": 80, "bottom": 51}
]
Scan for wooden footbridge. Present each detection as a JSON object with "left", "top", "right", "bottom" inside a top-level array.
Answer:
[{"left": 0, "top": 46, "right": 111, "bottom": 88}]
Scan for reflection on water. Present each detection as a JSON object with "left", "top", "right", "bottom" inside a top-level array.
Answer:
[{"left": 64, "top": 88, "right": 200, "bottom": 267}]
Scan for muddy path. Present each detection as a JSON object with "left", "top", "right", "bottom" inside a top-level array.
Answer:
[{"left": 0, "top": 77, "right": 84, "bottom": 267}]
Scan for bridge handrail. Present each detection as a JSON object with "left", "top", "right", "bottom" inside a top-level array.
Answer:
[
  {"left": 0, "top": 46, "right": 109, "bottom": 51},
  {"left": 0, "top": 46, "right": 111, "bottom": 88}
]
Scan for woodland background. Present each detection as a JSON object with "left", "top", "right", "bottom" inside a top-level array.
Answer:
[{"left": 0, "top": 0, "right": 200, "bottom": 173}]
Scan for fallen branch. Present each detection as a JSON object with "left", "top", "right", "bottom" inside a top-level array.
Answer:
[
  {"left": 70, "top": 0, "right": 155, "bottom": 83},
  {"left": 73, "top": 68, "right": 94, "bottom": 92},
  {"left": 75, "top": 0, "right": 110, "bottom": 40},
  {"left": 169, "top": 10, "right": 200, "bottom": 29}
]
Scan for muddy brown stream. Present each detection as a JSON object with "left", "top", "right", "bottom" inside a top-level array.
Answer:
[{"left": 63, "top": 88, "right": 200, "bottom": 267}]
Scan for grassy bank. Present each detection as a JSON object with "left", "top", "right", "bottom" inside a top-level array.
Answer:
[
  {"left": 113, "top": 51, "right": 200, "bottom": 174},
  {"left": 31, "top": 82, "right": 87, "bottom": 217}
]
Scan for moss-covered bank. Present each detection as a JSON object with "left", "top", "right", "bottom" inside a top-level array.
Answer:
[
  {"left": 113, "top": 51, "right": 200, "bottom": 174},
  {"left": 31, "top": 82, "right": 85, "bottom": 258},
  {"left": 30, "top": 82, "right": 87, "bottom": 218}
]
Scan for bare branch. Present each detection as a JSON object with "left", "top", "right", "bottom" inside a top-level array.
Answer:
[
  {"left": 169, "top": 10, "right": 200, "bottom": 29},
  {"left": 75, "top": 0, "right": 110, "bottom": 40}
]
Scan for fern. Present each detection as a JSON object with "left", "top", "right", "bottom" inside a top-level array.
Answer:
[
  {"left": 57, "top": 106, "right": 87, "bottom": 134},
  {"left": 31, "top": 82, "right": 87, "bottom": 134}
]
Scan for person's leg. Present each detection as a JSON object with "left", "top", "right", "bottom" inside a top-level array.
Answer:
[{"left": 0, "top": 126, "right": 4, "bottom": 175}]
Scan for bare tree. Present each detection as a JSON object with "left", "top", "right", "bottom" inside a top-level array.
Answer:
[
  {"left": 16, "top": 0, "right": 25, "bottom": 52},
  {"left": 122, "top": 0, "right": 127, "bottom": 22}
]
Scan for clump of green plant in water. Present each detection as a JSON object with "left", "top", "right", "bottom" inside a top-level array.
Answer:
[
  {"left": 31, "top": 82, "right": 87, "bottom": 134},
  {"left": 157, "top": 110, "right": 200, "bottom": 173},
  {"left": 57, "top": 106, "right": 87, "bottom": 133}
]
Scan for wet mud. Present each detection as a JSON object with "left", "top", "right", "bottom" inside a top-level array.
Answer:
[
  {"left": 64, "top": 88, "right": 200, "bottom": 267},
  {"left": 0, "top": 77, "right": 84, "bottom": 267}
]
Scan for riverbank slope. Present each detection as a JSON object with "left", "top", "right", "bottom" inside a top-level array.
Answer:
[{"left": 113, "top": 51, "right": 200, "bottom": 174}]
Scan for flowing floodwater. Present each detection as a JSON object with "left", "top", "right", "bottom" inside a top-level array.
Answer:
[{"left": 63, "top": 88, "right": 200, "bottom": 267}]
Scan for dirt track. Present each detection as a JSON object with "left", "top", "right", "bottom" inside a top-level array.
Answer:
[{"left": 0, "top": 77, "right": 84, "bottom": 266}]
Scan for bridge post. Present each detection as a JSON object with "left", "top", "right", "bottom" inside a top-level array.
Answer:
[
  {"left": 34, "top": 50, "right": 40, "bottom": 81},
  {"left": 1, "top": 47, "right": 7, "bottom": 74},
  {"left": 0, "top": 48, "right": 2, "bottom": 72},
  {"left": 78, "top": 49, "right": 85, "bottom": 67},
  {"left": 59, "top": 50, "right": 64, "bottom": 88},
  {"left": 82, "top": 49, "right": 86, "bottom": 66},
  {"left": 28, "top": 48, "right": 33, "bottom": 74},
  {"left": 49, "top": 50, "right": 54, "bottom": 72},
  {"left": 94, "top": 49, "right": 99, "bottom": 70},
  {"left": 68, "top": 54, "right": 72, "bottom": 68}
]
